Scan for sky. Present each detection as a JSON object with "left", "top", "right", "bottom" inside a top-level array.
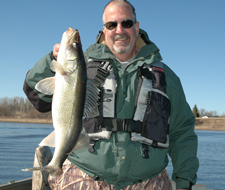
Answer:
[{"left": 0, "top": 0, "right": 224, "bottom": 115}]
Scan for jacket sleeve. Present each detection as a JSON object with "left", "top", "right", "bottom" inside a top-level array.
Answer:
[
  {"left": 164, "top": 64, "right": 199, "bottom": 189},
  {"left": 23, "top": 52, "right": 55, "bottom": 112}
]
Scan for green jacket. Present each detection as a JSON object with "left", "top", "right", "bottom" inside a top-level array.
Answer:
[{"left": 23, "top": 29, "right": 198, "bottom": 189}]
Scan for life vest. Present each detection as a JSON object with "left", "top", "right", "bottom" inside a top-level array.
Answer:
[{"left": 82, "top": 59, "right": 171, "bottom": 154}]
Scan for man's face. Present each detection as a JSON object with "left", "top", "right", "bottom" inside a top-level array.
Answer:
[{"left": 103, "top": 3, "right": 139, "bottom": 61}]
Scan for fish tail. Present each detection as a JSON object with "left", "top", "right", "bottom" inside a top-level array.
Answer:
[{"left": 22, "top": 165, "right": 63, "bottom": 177}]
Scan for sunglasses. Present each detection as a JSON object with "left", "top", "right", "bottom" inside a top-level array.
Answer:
[{"left": 104, "top": 20, "right": 136, "bottom": 30}]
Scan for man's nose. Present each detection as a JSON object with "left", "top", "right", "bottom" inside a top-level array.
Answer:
[{"left": 116, "top": 23, "right": 125, "bottom": 34}]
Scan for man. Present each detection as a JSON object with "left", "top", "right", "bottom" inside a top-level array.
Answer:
[{"left": 23, "top": 0, "right": 198, "bottom": 189}]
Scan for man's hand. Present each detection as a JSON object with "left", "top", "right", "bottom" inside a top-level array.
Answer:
[{"left": 53, "top": 43, "right": 60, "bottom": 60}]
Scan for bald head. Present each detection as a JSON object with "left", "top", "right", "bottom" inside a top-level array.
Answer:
[{"left": 102, "top": 0, "right": 136, "bottom": 24}]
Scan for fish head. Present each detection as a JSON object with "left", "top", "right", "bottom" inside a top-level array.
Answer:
[{"left": 57, "top": 27, "right": 83, "bottom": 75}]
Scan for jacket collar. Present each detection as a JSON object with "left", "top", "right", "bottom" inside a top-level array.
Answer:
[
  {"left": 86, "top": 28, "right": 162, "bottom": 61},
  {"left": 96, "top": 28, "right": 153, "bottom": 49}
]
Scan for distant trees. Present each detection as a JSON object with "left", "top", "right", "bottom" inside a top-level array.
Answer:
[
  {"left": 192, "top": 104, "right": 200, "bottom": 117},
  {"left": 192, "top": 104, "right": 223, "bottom": 117},
  {"left": 1, "top": 97, "right": 224, "bottom": 119},
  {"left": 0, "top": 97, "right": 51, "bottom": 119}
]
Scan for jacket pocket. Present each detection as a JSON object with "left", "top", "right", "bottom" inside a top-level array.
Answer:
[{"left": 142, "top": 90, "right": 171, "bottom": 144}]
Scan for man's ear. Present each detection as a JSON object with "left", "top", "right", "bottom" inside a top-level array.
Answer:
[{"left": 135, "top": 21, "right": 140, "bottom": 37}]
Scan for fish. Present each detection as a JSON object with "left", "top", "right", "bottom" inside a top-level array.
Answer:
[{"left": 22, "top": 27, "right": 87, "bottom": 177}]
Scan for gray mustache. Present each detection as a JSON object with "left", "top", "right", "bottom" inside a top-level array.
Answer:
[{"left": 113, "top": 34, "right": 130, "bottom": 41}]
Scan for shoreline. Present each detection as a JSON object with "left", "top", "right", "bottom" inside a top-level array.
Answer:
[
  {"left": 0, "top": 117, "right": 53, "bottom": 124},
  {"left": 0, "top": 117, "right": 225, "bottom": 131},
  {"left": 194, "top": 126, "right": 225, "bottom": 131}
]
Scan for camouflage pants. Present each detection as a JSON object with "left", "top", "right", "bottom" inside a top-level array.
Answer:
[{"left": 48, "top": 160, "right": 172, "bottom": 190}]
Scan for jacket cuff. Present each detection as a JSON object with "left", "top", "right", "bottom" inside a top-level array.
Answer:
[
  {"left": 51, "top": 51, "right": 57, "bottom": 61},
  {"left": 176, "top": 178, "right": 192, "bottom": 189},
  {"left": 23, "top": 71, "right": 52, "bottom": 113}
]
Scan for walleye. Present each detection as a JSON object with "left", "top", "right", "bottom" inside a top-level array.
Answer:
[{"left": 22, "top": 28, "right": 87, "bottom": 176}]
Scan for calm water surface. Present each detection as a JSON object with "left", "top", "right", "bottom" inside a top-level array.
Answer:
[
  {"left": 0, "top": 122, "right": 224, "bottom": 190},
  {"left": 0, "top": 122, "right": 54, "bottom": 185}
]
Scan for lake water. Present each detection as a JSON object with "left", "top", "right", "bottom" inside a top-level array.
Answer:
[{"left": 0, "top": 122, "right": 224, "bottom": 190}]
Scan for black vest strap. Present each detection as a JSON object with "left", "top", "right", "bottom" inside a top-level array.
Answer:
[
  {"left": 142, "top": 144, "right": 149, "bottom": 159},
  {"left": 103, "top": 118, "right": 143, "bottom": 133},
  {"left": 94, "top": 61, "right": 111, "bottom": 86}
]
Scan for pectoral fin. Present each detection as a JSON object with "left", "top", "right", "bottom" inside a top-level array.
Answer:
[
  {"left": 50, "top": 60, "right": 67, "bottom": 75},
  {"left": 35, "top": 77, "right": 55, "bottom": 95}
]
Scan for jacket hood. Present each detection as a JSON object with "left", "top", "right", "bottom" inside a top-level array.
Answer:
[
  {"left": 95, "top": 28, "right": 153, "bottom": 47},
  {"left": 85, "top": 28, "right": 162, "bottom": 62}
]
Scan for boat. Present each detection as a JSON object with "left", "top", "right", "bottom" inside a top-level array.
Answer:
[
  {"left": 0, "top": 178, "right": 32, "bottom": 190},
  {"left": 0, "top": 178, "right": 211, "bottom": 190}
]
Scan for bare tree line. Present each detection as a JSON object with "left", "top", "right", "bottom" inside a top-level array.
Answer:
[
  {"left": 192, "top": 104, "right": 225, "bottom": 118},
  {"left": 198, "top": 108, "right": 220, "bottom": 117},
  {"left": 1, "top": 97, "right": 224, "bottom": 119},
  {"left": 0, "top": 97, "right": 52, "bottom": 119}
]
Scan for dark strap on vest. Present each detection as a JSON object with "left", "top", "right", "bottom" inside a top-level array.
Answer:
[
  {"left": 103, "top": 118, "right": 150, "bottom": 159},
  {"left": 88, "top": 139, "right": 98, "bottom": 153},
  {"left": 94, "top": 61, "right": 111, "bottom": 85},
  {"left": 142, "top": 144, "right": 149, "bottom": 159},
  {"left": 103, "top": 118, "right": 143, "bottom": 133}
]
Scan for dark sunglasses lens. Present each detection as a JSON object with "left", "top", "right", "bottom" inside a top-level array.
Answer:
[
  {"left": 105, "top": 22, "right": 117, "bottom": 30},
  {"left": 122, "top": 20, "right": 134, "bottom": 28},
  {"left": 105, "top": 20, "right": 134, "bottom": 30}
]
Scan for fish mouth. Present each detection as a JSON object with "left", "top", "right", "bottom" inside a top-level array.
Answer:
[{"left": 66, "top": 28, "right": 80, "bottom": 45}]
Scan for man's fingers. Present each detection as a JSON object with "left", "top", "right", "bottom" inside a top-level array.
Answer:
[{"left": 53, "top": 43, "right": 61, "bottom": 60}]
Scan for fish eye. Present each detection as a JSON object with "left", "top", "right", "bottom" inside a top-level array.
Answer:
[{"left": 73, "top": 43, "right": 77, "bottom": 48}]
